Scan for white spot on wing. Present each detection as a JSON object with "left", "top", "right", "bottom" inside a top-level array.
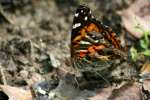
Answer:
[
  {"left": 72, "top": 23, "right": 81, "bottom": 29},
  {"left": 80, "top": 40, "right": 91, "bottom": 45},
  {"left": 95, "top": 40, "right": 99, "bottom": 43},
  {"left": 81, "top": 10, "right": 83, "bottom": 13},
  {"left": 84, "top": 16, "right": 88, "bottom": 21},
  {"left": 76, "top": 50, "right": 87, "bottom": 53},
  {"left": 75, "top": 13, "right": 79, "bottom": 17}
]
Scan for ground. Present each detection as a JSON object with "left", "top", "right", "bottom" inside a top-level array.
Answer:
[{"left": 0, "top": 0, "right": 149, "bottom": 100}]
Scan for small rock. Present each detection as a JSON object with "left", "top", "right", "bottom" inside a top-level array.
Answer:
[
  {"left": 20, "top": 70, "right": 29, "bottom": 79},
  {"left": 50, "top": 54, "right": 60, "bottom": 68}
]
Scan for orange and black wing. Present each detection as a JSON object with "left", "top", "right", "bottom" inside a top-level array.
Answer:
[{"left": 71, "top": 5, "right": 122, "bottom": 58}]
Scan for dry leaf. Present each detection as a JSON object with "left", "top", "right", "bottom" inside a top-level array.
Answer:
[
  {"left": 142, "top": 80, "right": 150, "bottom": 99},
  {"left": 89, "top": 87, "right": 112, "bottom": 100},
  {"left": 142, "top": 80, "right": 150, "bottom": 93},
  {"left": 0, "top": 85, "right": 33, "bottom": 100},
  {"left": 140, "top": 61, "right": 150, "bottom": 81},
  {"left": 109, "top": 83, "right": 141, "bottom": 100},
  {"left": 120, "top": 0, "right": 150, "bottom": 38}
]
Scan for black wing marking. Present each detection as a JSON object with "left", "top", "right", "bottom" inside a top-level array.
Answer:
[{"left": 71, "top": 5, "right": 94, "bottom": 40}]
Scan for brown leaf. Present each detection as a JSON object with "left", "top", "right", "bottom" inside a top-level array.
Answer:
[
  {"left": 142, "top": 80, "right": 150, "bottom": 93},
  {"left": 142, "top": 80, "right": 150, "bottom": 99},
  {"left": 89, "top": 87, "right": 112, "bottom": 100},
  {"left": 0, "top": 85, "right": 33, "bottom": 100},
  {"left": 140, "top": 61, "right": 150, "bottom": 80},
  {"left": 109, "top": 83, "right": 141, "bottom": 100},
  {"left": 120, "top": 0, "right": 150, "bottom": 38}
]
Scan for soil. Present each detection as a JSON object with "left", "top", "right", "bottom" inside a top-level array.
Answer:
[{"left": 0, "top": 0, "right": 147, "bottom": 99}]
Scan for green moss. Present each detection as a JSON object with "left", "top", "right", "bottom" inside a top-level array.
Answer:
[{"left": 130, "top": 22, "right": 150, "bottom": 61}]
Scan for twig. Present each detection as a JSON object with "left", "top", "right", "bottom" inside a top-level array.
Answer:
[
  {"left": 0, "top": 65, "right": 7, "bottom": 85},
  {"left": 0, "top": 4, "right": 13, "bottom": 24}
]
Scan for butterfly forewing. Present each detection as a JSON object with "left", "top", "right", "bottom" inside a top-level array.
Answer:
[{"left": 71, "top": 5, "right": 93, "bottom": 40}]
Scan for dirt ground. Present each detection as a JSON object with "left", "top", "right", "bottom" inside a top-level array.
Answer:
[{"left": 0, "top": 0, "right": 149, "bottom": 100}]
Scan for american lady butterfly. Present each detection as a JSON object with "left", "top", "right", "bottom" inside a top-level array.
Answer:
[{"left": 71, "top": 5, "right": 126, "bottom": 78}]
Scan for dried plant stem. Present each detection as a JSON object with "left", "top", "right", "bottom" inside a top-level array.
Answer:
[{"left": 0, "top": 65, "right": 7, "bottom": 85}]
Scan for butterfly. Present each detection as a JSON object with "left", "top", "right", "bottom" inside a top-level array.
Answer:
[{"left": 70, "top": 5, "right": 126, "bottom": 77}]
